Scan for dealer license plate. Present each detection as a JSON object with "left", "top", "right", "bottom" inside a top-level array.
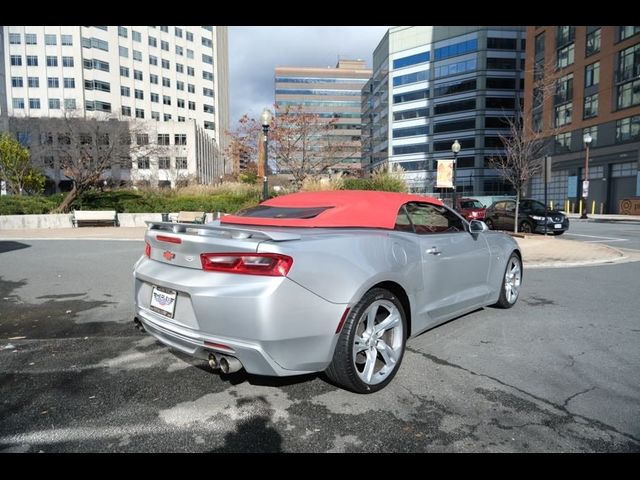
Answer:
[{"left": 150, "top": 286, "right": 177, "bottom": 318}]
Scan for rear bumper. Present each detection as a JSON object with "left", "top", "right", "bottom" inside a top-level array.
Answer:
[{"left": 134, "top": 257, "right": 347, "bottom": 376}]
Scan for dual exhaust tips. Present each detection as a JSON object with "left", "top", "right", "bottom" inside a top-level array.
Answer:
[{"left": 209, "top": 352, "right": 243, "bottom": 374}]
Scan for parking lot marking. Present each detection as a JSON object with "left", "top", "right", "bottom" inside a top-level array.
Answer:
[{"left": 564, "top": 233, "right": 629, "bottom": 243}]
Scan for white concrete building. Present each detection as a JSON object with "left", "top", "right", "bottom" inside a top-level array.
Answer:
[{"left": 0, "top": 25, "right": 229, "bottom": 189}]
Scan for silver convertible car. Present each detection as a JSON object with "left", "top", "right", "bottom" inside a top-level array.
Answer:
[{"left": 133, "top": 190, "right": 522, "bottom": 393}]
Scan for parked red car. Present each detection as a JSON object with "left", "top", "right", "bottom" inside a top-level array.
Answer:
[{"left": 455, "top": 198, "right": 487, "bottom": 221}]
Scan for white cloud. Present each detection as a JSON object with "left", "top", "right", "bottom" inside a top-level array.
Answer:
[{"left": 228, "top": 26, "right": 390, "bottom": 126}]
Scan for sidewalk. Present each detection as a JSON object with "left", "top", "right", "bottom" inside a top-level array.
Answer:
[
  {"left": 566, "top": 213, "right": 640, "bottom": 223},
  {"left": 2, "top": 226, "right": 639, "bottom": 269}
]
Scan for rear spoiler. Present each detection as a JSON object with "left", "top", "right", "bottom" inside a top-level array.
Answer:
[{"left": 145, "top": 221, "right": 301, "bottom": 242}]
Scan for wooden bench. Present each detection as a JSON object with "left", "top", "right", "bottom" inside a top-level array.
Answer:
[
  {"left": 176, "top": 211, "right": 206, "bottom": 224},
  {"left": 72, "top": 210, "right": 118, "bottom": 227}
]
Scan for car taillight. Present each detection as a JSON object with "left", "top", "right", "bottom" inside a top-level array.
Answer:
[
  {"left": 144, "top": 242, "right": 151, "bottom": 257},
  {"left": 200, "top": 252, "right": 293, "bottom": 276}
]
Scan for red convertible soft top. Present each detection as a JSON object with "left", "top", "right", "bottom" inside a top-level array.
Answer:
[{"left": 220, "top": 190, "right": 443, "bottom": 229}]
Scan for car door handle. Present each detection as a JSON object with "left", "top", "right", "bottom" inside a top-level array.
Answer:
[{"left": 426, "top": 246, "right": 441, "bottom": 255}]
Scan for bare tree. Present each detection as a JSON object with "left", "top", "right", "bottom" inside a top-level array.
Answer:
[
  {"left": 225, "top": 105, "right": 361, "bottom": 190},
  {"left": 488, "top": 57, "right": 561, "bottom": 232},
  {"left": 20, "top": 110, "right": 167, "bottom": 212}
]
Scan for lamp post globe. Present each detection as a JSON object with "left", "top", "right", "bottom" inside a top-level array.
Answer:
[
  {"left": 451, "top": 140, "right": 461, "bottom": 210},
  {"left": 260, "top": 108, "right": 273, "bottom": 202},
  {"left": 581, "top": 133, "right": 593, "bottom": 219}
]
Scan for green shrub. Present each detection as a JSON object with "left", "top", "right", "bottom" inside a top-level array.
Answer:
[{"left": 0, "top": 194, "right": 62, "bottom": 215}]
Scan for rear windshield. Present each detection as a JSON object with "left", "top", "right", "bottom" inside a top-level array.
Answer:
[
  {"left": 235, "top": 205, "right": 332, "bottom": 219},
  {"left": 460, "top": 200, "right": 484, "bottom": 209}
]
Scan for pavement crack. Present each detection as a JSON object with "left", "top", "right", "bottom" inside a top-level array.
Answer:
[
  {"left": 562, "top": 387, "right": 596, "bottom": 409},
  {"left": 406, "top": 346, "right": 640, "bottom": 445}
]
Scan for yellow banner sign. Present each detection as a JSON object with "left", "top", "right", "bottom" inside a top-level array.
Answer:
[{"left": 436, "top": 159, "right": 454, "bottom": 188}]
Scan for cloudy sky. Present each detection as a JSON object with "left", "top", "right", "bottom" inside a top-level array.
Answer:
[{"left": 228, "top": 26, "right": 390, "bottom": 126}]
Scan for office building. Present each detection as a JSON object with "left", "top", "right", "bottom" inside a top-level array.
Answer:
[
  {"left": 362, "top": 26, "right": 526, "bottom": 196},
  {"left": 524, "top": 26, "right": 640, "bottom": 213},
  {"left": 0, "top": 25, "right": 229, "bottom": 189},
  {"left": 274, "top": 59, "right": 371, "bottom": 175}
]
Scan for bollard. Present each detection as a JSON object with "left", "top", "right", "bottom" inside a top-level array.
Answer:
[
  {"left": 591, "top": 200, "right": 595, "bottom": 215},
  {"left": 600, "top": 203, "right": 604, "bottom": 214},
  {"left": 578, "top": 199, "right": 583, "bottom": 215}
]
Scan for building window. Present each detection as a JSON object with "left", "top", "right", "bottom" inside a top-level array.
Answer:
[
  {"left": 48, "top": 77, "right": 59, "bottom": 88},
  {"left": 393, "top": 51, "right": 429, "bottom": 69},
  {"left": 12, "top": 77, "right": 24, "bottom": 88},
  {"left": 27, "top": 56, "right": 39, "bottom": 67},
  {"left": 186, "top": 32, "right": 193, "bottom": 42},
  {"left": 187, "top": 49, "right": 194, "bottom": 59},
  {"left": 204, "top": 121, "right": 215, "bottom": 130},
  {"left": 150, "top": 93, "right": 159, "bottom": 103},
  {"left": 175, "top": 45, "right": 183, "bottom": 56},
  {"left": 149, "top": 55, "right": 158, "bottom": 66},
  {"left": 163, "top": 95, "right": 171, "bottom": 105},
  {"left": 25, "top": 33, "right": 37, "bottom": 45},
  {"left": 62, "top": 56, "right": 74, "bottom": 67},
  {"left": 45, "top": 34, "right": 57, "bottom": 46},
  {"left": 174, "top": 134, "right": 187, "bottom": 145},
  {"left": 486, "top": 57, "right": 517, "bottom": 70},
  {"left": 177, "top": 81, "right": 184, "bottom": 91},
  {"left": 178, "top": 116, "right": 185, "bottom": 122},
  {"left": 532, "top": 110, "right": 543, "bottom": 132},
  {"left": 554, "top": 102, "right": 572, "bottom": 127},
  {"left": 617, "top": 79, "right": 640, "bottom": 110},
  {"left": 64, "top": 98, "right": 76, "bottom": 109},
  {"left": 177, "top": 99, "right": 185, "bottom": 108},
  {"left": 554, "top": 132, "right": 572, "bottom": 153},
  {"left": 63, "top": 77, "right": 75, "bottom": 88},
  {"left": 13, "top": 98, "right": 25, "bottom": 109},
  {"left": 119, "top": 46, "right": 128, "bottom": 58},
  {"left": 120, "top": 66, "right": 129, "bottom": 77},
  {"left": 161, "top": 40, "right": 169, "bottom": 51},
  {"left": 161, "top": 59, "right": 170, "bottom": 69},
  {"left": 163, "top": 114, "right": 172, "bottom": 121},
  {"left": 586, "top": 28, "right": 601, "bottom": 56},
  {"left": 176, "top": 157, "right": 187, "bottom": 169},
  {"left": 188, "top": 101, "right": 196, "bottom": 110},
  {"left": 583, "top": 94, "right": 598, "bottom": 119},
  {"left": 28, "top": 77, "right": 39, "bottom": 88},
  {"left": 585, "top": 62, "right": 600, "bottom": 87},
  {"left": 158, "top": 157, "right": 170, "bottom": 169},
  {"left": 61, "top": 35, "right": 73, "bottom": 46},
  {"left": 132, "top": 30, "right": 141, "bottom": 42},
  {"left": 29, "top": 98, "right": 41, "bottom": 109},
  {"left": 151, "top": 111, "right": 160, "bottom": 121},
  {"left": 9, "top": 33, "right": 21, "bottom": 44},
  {"left": 175, "top": 27, "right": 183, "bottom": 38},
  {"left": 134, "top": 70, "right": 143, "bottom": 81},
  {"left": 619, "top": 26, "right": 640, "bottom": 42},
  {"left": 135, "top": 89, "right": 144, "bottom": 100},
  {"left": 176, "top": 63, "right": 184, "bottom": 73},
  {"left": 49, "top": 98, "right": 60, "bottom": 109},
  {"left": 556, "top": 44, "right": 574, "bottom": 69},
  {"left": 203, "top": 87, "right": 214, "bottom": 97},
  {"left": 556, "top": 26, "right": 575, "bottom": 47},
  {"left": 150, "top": 74, "right": 158, "bottom": 84},
  {"left": 188, "top": 84, "right": 195, "bottom": 93},
  {"left": 121, "top": 106, "right": 131, "bottom": 117},
  {"left": 149, "top": 36, "right": 157, "bottom": 48},
  {"left": 118, "top": 26, "right": 128, "bottom": 38},
  {"left": 157, "top": 134, "right": 170, "bottom": 145},
  {"left": 46, "top": 56, "right": 58, "bottom": 67},
  {"left": 136, "top": 108, "right": 144, "bottom": 119},
  {"left": 136, "top": 134, "right": 149, "bottom": 146},
  {"left": 162, "top": 77, "right": 171, "bottom": 87},
  {"left": 10, "top": 55, "right": 22, "bottom": 66},
  {"left": 120, "top": 156, "right": 132, "bottom": 169},
  {"left": 203, "top": 71, "right": 214, "bottom": 81},
  {"left": 121, "top": 86, "right": 130, "bottom": 97},
  {"left": 133, "top": 50, "right": 142, "bottom": 62},
  {"left": 187, "top": 67, "right": 194, "bottom": 76},
  {"left": 160, "top": 26, "right": 168, "bottom": 33},
  {"left": 137, "top": 157, "right": 150, "bottom": 169},
  {"left": 203, "top": 104, "right": 214, "bottom": 114},
  {"left": 555, "top": 73, "right": 573, "bottom": 104}
]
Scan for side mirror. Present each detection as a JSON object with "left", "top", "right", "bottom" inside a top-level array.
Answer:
[{"left": 469, "top": 220, "right": 488, "bottom": 234}]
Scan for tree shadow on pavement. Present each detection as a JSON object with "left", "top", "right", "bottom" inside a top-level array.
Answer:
[
  {"left": 209, "top": 415, "right": 283, "bottom": 452},
  {"left": 0, "top": 241, "right": 30, "bottom": 254}
]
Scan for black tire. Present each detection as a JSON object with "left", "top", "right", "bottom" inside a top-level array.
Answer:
[
  {"left": 519, "top": 221, "right": 533, "bottom": 234},
  {"left": 493, "top": 252, "right": 522, "bottom": 309},
  {"left": 485, "top": 218, "right": 494, "bottom": 230},
  {"left": 325, "top": 288, "right": 407, "bottom": 394}
]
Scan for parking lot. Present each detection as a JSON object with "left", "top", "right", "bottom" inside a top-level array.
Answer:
[{"left": 1, "top": 239, "right": 639, "bottom": 452}]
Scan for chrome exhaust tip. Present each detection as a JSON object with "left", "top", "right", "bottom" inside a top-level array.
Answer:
[
  {"left": 219, "top": 355, "right": 243, "bottom": 374},
  {"left": 208, "top": 353, "right": 219, "bottom": 370},
  {"left": 133, "top": 317, "right": 145, "bottom": 332}
]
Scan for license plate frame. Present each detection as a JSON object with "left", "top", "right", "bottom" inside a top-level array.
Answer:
[{"left": 149, "top": 285, "right": 177, "bottom": 319}]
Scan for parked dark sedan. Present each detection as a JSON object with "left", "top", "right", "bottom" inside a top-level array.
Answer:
[{"left": 484, "top": 198, "right": 569, "bottom": 235}]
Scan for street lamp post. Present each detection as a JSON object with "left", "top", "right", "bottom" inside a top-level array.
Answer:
[
  {"left": 260, "top": 108, "right": 273, "bottom": 202},
  {"left": 581, "top": 133, "right": 593, "bottom": 219},
  {"left": 451, "top": 140, "right": 460, "bottom": 209}
]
